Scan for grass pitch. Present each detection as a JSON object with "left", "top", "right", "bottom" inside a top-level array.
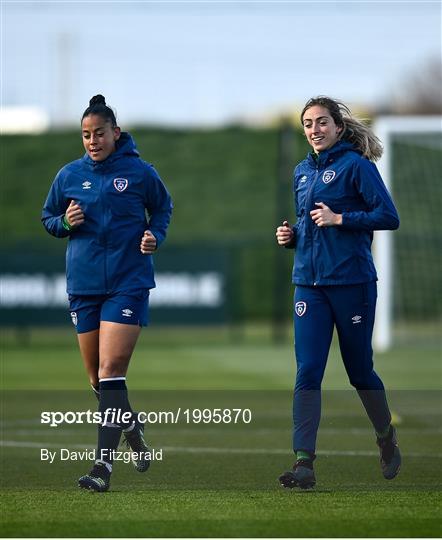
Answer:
[{"left": 1, "top": 326, "right": 441, "bottom": 537}]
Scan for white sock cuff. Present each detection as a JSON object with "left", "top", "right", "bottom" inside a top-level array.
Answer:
[{"left": 99, "top": 377, "right": 126, "bottom": 383}]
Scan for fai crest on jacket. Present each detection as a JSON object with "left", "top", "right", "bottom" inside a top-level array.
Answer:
[
  {"left": 295, "top": 301, "right": 307, "bottom": 317},
  {"left": 322, "top": 170, "right": 336, "bottom": 184},
  {"left": 113, "top": 178, "right": 128, "bottom": 192}
]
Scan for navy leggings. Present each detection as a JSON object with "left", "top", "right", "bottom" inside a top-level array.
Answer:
[{"left": 293, "top": 282, "right": 391, "bottom": 453}]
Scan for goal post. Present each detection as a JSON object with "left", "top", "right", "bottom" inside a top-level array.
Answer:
[{"left": 373, "top": 115, "right": 442, "bottom": 352}]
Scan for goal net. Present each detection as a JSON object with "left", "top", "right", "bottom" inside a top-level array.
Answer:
[{"left": 373, "top": 116, "right": 442, "bottom": 351}]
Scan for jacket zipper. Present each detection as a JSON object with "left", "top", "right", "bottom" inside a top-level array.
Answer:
[
  {"left": 306, "top": 162, "right": 320, "bottom": 286},
  {"left": 99, "top": 173, "right": 109, "bottom": 293}
]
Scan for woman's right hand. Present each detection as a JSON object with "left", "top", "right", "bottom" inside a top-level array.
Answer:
[
  {"left": 276, "top": 220, "right": 294, "bottom": 246},
  {"left": 65, "top": 200, "right": 85, "bottom": 228}
]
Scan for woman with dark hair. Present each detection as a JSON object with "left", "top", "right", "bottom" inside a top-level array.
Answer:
[
  {"left": 276, "top": 96, "right": 401, "bottom": 489},
  {"left": 42, "top": 95, "right": 173, "bottom": 492}
]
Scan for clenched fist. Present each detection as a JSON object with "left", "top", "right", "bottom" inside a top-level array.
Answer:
[
  {"left": 276, "top": 220, "right": 294, "bottom": 246},
  {"left": 140, "top": 230, "right": 157, "bottom": 255},
  {"left": 310, "top": 202, "right": 342, "bottom": 227},
  {"left": 65, "top": 200, "right": 85, "bottom": 228}
]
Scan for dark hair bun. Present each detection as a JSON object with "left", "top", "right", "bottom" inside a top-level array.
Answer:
[{"left": 89, "top": 94, "right": 106, "bottom": 107}]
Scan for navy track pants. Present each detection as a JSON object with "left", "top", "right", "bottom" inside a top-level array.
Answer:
[{"left": 293, "top": 282, "right": 391, "bottom": 453}]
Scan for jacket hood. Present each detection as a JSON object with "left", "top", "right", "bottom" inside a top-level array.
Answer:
[
  {"left": 82, "top": 131, "right": 140, "bottom": 170},
  {"left": 307, "top": 140, "right": 356, "bottom": 167}
]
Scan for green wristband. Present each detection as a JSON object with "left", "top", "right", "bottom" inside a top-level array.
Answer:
[{"left": 62, "top": 215, "right": 73, "bottom": 231}]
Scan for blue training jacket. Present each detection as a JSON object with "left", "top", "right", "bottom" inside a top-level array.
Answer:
[
  {"left": 42, "top": 132, "right": 173, "bottom": 295},
  {"left": 288, "top": 140, "right": 399, "bottom": 286}
]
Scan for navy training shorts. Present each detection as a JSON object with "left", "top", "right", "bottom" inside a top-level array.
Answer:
[{"left": 68, "top": 290, "right": 150, "bottom": 334}]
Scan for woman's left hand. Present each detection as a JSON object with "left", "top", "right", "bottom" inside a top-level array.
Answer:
[
  {"left": 310, "top": 202, "right": 342, "bottom": 227},
  {"left": 140, "top": 230, "right": 157, "bottom": 254}
]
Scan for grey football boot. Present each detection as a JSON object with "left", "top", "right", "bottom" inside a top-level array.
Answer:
[
  {"left": 78, "top": 462, "right": 111, "bottom": 492},
  {"left": 279, "top": 459, "right": 316, "bottom": 489},
  {"left": 376, "top": 425, "right": 401, "bottom": 480},
  {"left": 122, "top": 419, "right": 151, "bottom": 473}
]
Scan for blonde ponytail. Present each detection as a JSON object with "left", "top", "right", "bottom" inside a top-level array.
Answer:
[{"left": 342, "top": 116, "right": 383, "bottom": 161}]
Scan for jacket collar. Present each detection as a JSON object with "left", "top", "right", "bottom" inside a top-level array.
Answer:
[
  {"left": 82, "top": 131, "right": 139, "bottom": 171},
  {"left": 307, "top": 140, "right": 355, "bottom": 168}
]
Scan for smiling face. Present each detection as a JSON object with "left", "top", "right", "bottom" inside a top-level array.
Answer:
[
  {"left": 81, "top": 114, "right": 121, "bottom": 161},
  {"left": 302, "top": 105, "right": 343, "bottom": 154}
]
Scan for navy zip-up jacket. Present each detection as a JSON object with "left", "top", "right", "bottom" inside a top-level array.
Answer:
[
  {"left": 42, "top": 132, "right": 173, "bottom": 295},
  {"left": 288, "top": 141, "right": 399, "bottom": 286}
]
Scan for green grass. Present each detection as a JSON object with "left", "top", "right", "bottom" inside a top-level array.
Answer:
[
  {"left": 2, "top": 325, "right": 441, "bottom": 390},
  {"left": 1, "top": 326, "right": 441, "bottom": 537},
  {"left": 1, "top": 490, "right": 440, "bottom": 538}
]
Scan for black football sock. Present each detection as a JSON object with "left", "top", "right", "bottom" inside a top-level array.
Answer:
[
  {"left": 376, "top": 424, "right": 392, "bottom": 439},
  {"left": 357, "top": 389, "right": 392, "bottom": 435},
  {"left": 96, "top": 377, "right": 133, "bottom": 468}
]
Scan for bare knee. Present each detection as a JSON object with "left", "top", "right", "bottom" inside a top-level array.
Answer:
[
  {"left": 98, "top": 322, "right": 140, "bottom": 380},
  {"left": 98, "top": 366, "right": 127, "bottom": 380},
  {"left": 99, "top": 356, "right": 128, "bottom": 380}
]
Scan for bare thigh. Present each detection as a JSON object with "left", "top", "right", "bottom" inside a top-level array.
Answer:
[
  {"left": 98, "top": 321, "right": 142, "bottom": 380},
  {"left": 77, "top": 329, "right": 100, "bottom": 387}
]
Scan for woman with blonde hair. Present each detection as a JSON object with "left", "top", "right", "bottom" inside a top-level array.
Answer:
[{"left": 276, "top": 96, "right": 401, "bottom": 489}]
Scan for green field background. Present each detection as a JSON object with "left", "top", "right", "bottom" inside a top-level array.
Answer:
[
  {"left": 1, "top": 127, "right": 441, "bottom": 537},
  {"left": 1, "top": 327, "right": 441, "bottom": 537}
]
